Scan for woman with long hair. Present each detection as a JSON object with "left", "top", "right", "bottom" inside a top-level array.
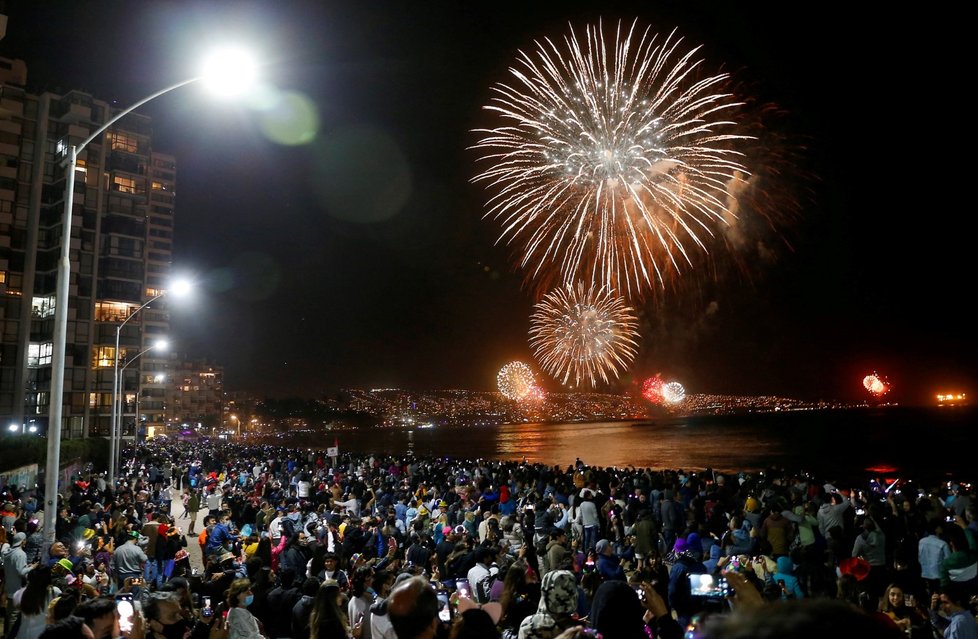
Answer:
[
  {"left": 254, "top": 536, "right": 273, "bottom": 569},
  {"left": 497, "top": 560, "right": 538, "bottom": 638},
  {"left": 309, "top": 579, "right": 350, "bottom": 639},
  {"left": 12, "top": 566, "right": 60, "bottom": 639},
  {"left": 346, "top": 566, "right": 375, "bottom": 629},
  {"left": 879, "top": 583, "right": 927, "bottom": 637},
  {"left": 224, "top": 578, "right": 264, "bottom": 639}
]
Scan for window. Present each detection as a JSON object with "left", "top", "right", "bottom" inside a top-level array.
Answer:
[
  {"left": 27, "top": 342, "right": 53, "bottom": 367},
  {"left": 151, "top": 181, "right": 168, "bottom": 191},
  {"left": 95, "top": 301, "right": 133, "bottom": 322},
  {"left": 113, "top": 176, "right": 137, "bottom": 194},
  {"left": 107, "top": 130, "right": 138, "bottom": 153},
  {"left": 92, "top": 346, "right": 119, "bottom": 369},
  {"left": 31, "top": 295, "right": 56, "bottom": 318}
]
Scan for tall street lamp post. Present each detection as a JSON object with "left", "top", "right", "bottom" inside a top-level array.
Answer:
[
  {"left": 43, "top": 48, "right": 257, "bottom": 544},
  {"left": 109, "top": 281, "right": 188, "bottom": 485},
  {"left": 115, "top": 340, "right": 167, "bottom": 478}
]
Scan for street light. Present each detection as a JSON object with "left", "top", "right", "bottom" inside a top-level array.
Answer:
[
  {"left": 43, "top": 51, "right": 257, "bottom": 544},
  {"left": 109, "top": 281, "right": 190, "bottom": 485},
  {"left": 114, "top": 339, "right": 168, "bottom": 478}
]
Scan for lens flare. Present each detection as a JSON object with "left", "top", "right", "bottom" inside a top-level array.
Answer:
[
  {"left": 473, "top": 20, "right": 752, "bottom": 300},
  {"left": 497, "top": 361, "right": 537, "bottom": 400},
  {"left": 530, "top": 283, "right": 639, "bottom": 388}
]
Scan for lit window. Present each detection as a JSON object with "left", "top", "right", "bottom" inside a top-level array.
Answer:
[
  {"left": 113, "top": 176, "right": 137, "bottom": 194},
  {"left": 151, "top": 181, "right": 168, "bottom": 191},
  {"left": 107, "top": 131, "right": 138, "bottom": 153},
  {"left": 27, "top": 342, "right": 53, "bottom": 367},
  {"left": 146, "top": 287, "right": 163, "bottom": 298},
  {"left": 95, "top": 301, "right": 133, "bottom": 322},
  {"left": 32, "top": 295, "right": 56, "bottom": 318},
  {"left": 92, "top": 346, "right": 119, "bottom": 369}
]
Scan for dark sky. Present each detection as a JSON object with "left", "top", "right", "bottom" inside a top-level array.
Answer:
[{"left": 1, "top": 1, "right": 971, "bottom": 405}]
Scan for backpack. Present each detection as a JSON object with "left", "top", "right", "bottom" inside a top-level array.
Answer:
[{"left": 476, "top": 572, "right": 498, "bottom": 604}]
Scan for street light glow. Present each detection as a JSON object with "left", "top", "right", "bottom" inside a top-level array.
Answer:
[
  {"left": 168, "top": 278, "right": 193, "bottom": 297},
  {"left": 153, "top": 339, "right": 169, "bottom": 352},
  {"left": 200, "top": 47, "right": 258, "bottom": 97}
]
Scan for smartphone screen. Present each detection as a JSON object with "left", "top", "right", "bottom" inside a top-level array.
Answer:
[
  {"left": 437, "top": 591, "right": 451, "bottom": 622},
  {"left": 116, "top": 596, "right": 135, "bottom": 633},
  {"left": 455, "top": 579, "right": 470, "bottom": 599},
  {"left": 688, "top": 574, "right": 730, "bottom": 598},
  {"left": 202, "top": 596, "right": 213, "bottom": 618}
]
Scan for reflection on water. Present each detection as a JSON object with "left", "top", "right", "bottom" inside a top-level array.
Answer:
[{"left": 277, "top": 407, "right": 976, "bottom": 481}]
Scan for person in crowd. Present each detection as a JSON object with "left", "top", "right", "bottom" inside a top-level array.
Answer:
[
  {"left": 518, "top": 570, "right": 578, "bottom": 639},
  {"left": 73, "top": 596, "right": 120, "bottom": 639},
  {"left": 667, "top": 536, "right": 707, "bottom": 628},
  {"left": 4, "top": 531, "right": 31, "bottom": 632},
  {"left": 37, "top": 616, "right": 95, "bottom": 639},
  {"left": 111, "top": 530, "right": 148, "bottom": 590},
  {"left": 143, "top": 591, "right": 194, "bottom": 639},
  {"left": 593, "top": 539, "right": 625, "bottom": 582},
  {"left": 11, "top": 565, "right": 61, "bottom": 639},
  {"left": 292, "top": 577, "right": 324, "bottom": 638},
  {"left": 348, "top": 566, "right": 376, "bottom": 628},
  {"left": 224, "top": 578, "right": 264, "bottom": 639},
  {"left": 879, "top": 583, "right": 928, "bottom": 638},
  {"left": 497, "top": 560, "right": 539, "bottom": 638},
  {"left": 929, "top": 584, "right": 978, "bottom": 639},
  {"left": 310, "top": 577, "right": 354, "bottom": 639}
]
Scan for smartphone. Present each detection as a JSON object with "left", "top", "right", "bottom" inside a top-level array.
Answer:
[
  {"left": 688, "top": 574, "right": 732, "bottom": 598},
  {"left": 436, "top": 590, "right": 451, "bottom": 622},
  {"left": 131, "top": 577, "right": 143, "bottom": 586},
  {"left": 202, "top": 596, "right": 213, "bottom": 618},
  {"left": 633, "top": 586, "right": 645, "bottom": 600},
  {"left": 116, "top": 595, "right": 135, "bottom": 634},
  {"left": 455, "top": 579, "right": 470, "bottom": 599}
]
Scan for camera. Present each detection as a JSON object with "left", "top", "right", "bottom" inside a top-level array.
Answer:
[{"left": 688, "top": 574, "right": 732, "bottom": 598}]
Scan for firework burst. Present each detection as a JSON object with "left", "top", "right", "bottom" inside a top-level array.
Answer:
[
  {"left": 497, "top": 361, "right": 537, "bottom": 400},
  {"left": 642, "top": 374, "right": 664, "bottom": 404},
  {"left": 662, "top": 381, "right": 686, "bottom": 404},
  {"left": 863, "top": 373, "right": 889, "bottom": 398},
  {"left": 473, "top": 20, "right": 752, "bottom": 300},
  {"left": 530, "top": 283, "right": 639, "bottom": 387}
]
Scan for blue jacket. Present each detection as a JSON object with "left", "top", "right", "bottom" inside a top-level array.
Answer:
[
  {"left": 596, "top": 552, "right": 627, "bottom": 581},
  {"left": 774, "top": 556, "right": 805, "bottom": 599}
]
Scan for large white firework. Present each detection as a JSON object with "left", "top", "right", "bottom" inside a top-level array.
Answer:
[
  {"left": 497, "top": 361, "right": 537, "bottom": 400},
  {"left": 473, "top": 20, "right": 751, "bottom": 299},
  {"left": 529, "top": 283, "right": 639, "bottom": 387}
]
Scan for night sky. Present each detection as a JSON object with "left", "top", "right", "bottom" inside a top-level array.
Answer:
[{"left": 1, "top": 2, "right": 970, "bottom": 405}]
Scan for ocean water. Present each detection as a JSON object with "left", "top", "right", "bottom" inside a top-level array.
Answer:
[{"left": 280, "top": 406, "right": 976, "bottom": 484}]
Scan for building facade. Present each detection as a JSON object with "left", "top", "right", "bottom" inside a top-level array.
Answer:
[
  {"left": 164, "top": 357, "right": 224, "bottom": 433},
  {"left": 0, "top": 57, "right": 174, "bottom": 440}
]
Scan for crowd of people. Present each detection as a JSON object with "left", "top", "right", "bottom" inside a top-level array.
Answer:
[{"left": 0, "top": 436, "right": 977, "bottom": 639}]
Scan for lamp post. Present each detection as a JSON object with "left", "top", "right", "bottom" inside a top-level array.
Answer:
[
  {"left": 109, "top": 281, "right": 189, "bottom": 485},
  {"left": 43, "top": 48, "right": 257, "bottom": 544},
  {"left": 114, "top": 340, "right": 168, "bottom": 478}
]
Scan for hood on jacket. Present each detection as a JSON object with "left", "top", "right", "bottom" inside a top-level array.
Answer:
[{"left": 776, "top": 556, "right": 795, "bottom": 575}]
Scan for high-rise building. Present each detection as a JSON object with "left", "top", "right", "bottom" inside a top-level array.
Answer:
[
  {"left": 0, "top": 56, "right": 175, "bottom": 440},
  {"left": 164, "top": 356, "right": 224, "bottom": 433}
]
